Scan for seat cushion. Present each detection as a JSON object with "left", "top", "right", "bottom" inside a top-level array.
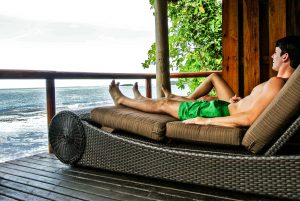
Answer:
[
  {"left": 166, "top": 121, "right": 246, "bottom": 146},
  {"left": 242, "top": 65, "right": 300, "bottom": 154},
  {"left": 91, "top": 106, "right": 177, "bottom": 141}
]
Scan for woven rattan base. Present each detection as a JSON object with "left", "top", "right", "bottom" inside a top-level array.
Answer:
[{"left": 50, "top": 111, "right": 300, "bottom": 200}]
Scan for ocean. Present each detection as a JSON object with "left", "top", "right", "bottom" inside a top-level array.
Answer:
[{"left": 0, "top": 84, "right": 188, "bottom": 162}]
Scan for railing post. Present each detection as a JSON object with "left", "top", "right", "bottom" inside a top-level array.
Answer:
[
  {"left": 46, "top": 79, "right": 55, "bottom": 153},
  {"left": 146, "top": 78, "right": 152, "bottom": 98},
  {"left": 154, "top": 0, "right": 171, "bottom": 98}
]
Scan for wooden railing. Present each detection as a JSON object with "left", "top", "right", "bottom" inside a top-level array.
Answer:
[{"left": 0, "top": 69, "right": 221, "bottom": 151}]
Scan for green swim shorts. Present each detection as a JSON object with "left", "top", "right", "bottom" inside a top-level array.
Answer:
[{"left": 178, "top": 100, "right": 230, "bottom": 121}]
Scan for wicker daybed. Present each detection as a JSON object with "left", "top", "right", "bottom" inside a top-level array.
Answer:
[{"left": 49, "top": 66, "right": 300, "bottom": 200}]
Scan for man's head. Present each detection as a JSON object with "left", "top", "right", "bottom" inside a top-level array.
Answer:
[{"left": 272, "top": 36, "right": 300, "bottom": 70}]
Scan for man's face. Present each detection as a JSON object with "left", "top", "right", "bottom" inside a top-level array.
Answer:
[{"left": 271, "top": 47, "right": 285, "bottom": 71}]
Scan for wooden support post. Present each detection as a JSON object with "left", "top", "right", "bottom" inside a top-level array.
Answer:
[
  {"left": 46, "top": 79, "right": 55, "bottom": 153},
  {"left": 243, "top": 0, "right": 260, "bottom": 96},
  {"left": 287, "top": 0, "right": 300, "bottom": 36},
  {"left": 269, "top": 0, "right": 286, "bottom": 77},
  {"left": 222, "top": 0, "right": 240, "bottom": 95},
  {"left": 146, "top": 78, "right": 152, "bottom": 98},
  {"left": 154, "top": 0, "right": 170, "bottom": 98}
]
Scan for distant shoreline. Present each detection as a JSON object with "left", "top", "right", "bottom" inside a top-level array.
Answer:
[{"left": 120, "top": 84, "right": 133, "bottom": 86}]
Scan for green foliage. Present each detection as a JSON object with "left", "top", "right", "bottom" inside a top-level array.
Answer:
[{"left": 143, "top": 0, "right": 222, "bottom": 94}]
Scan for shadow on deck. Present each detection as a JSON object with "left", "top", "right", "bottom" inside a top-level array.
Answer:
[{"left": 0, "top": 153, "right": 282, "bottom": 201}]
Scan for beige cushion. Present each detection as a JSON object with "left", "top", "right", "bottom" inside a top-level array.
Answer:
[
  {"left": 166, "top": 121, "right": 245, "bottom": 146},
  {"left": 242, "top": 65, "right": 300, "bottom": 154},
  {"left": 91, "top": 106, "right": 177, "bottom": 141}
]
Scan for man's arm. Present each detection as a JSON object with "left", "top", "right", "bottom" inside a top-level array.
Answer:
[
  {"left": 184, "top": 78, "right": 285, "bottom": 127},
  {"left": 183, "top": 113, "right": 252, "bottom": 127}
]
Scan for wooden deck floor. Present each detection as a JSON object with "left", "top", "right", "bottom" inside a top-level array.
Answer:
[{"left": 0, "top": 153, "right": 282, "bottom": 201}]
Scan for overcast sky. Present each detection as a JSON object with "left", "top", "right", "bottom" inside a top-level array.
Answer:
[{"left": 0, "top": 0, "right": 156, "bottom": 88}]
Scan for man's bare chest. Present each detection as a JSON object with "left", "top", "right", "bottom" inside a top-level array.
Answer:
[{"left": 250, "top": 82, "right": 266, "bottom": 96}]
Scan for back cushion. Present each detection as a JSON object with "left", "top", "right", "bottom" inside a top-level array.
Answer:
[
  {"left": 91, "top": 106, "right": 177, "bottom": 141},
  {"left": 166, "top": 121, "right": 245, "bottom": 146},
  {"left": 242, "top": 66, "right": 300, "bottom": 154}
]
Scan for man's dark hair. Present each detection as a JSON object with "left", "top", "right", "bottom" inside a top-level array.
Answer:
[{"left": 276, "top": 36, "right": 300, "bottom": 69}]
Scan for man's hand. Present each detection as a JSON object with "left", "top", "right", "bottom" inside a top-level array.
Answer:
[
  {"left": 183, "top": 117, "right": 207, "bottom": 125},
  {"left": 229, "top": 95, "right": 241, "bottom": 103}
]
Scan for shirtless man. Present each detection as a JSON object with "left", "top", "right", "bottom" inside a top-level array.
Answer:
[{"left": 109, "top": 36, "right": 300, "bottom": 127}]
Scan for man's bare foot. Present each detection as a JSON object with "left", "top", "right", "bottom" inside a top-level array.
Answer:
[
  {"left": 109, "top": 80, "right": 125, "bottom": 105},
  {"left": 133, "top": 82, "right": 145, "bottom": 99}
]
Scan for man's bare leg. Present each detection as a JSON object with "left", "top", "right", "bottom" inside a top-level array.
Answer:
[
  {"left": 109, "top": 80, "right": 180, "bottom": 119},
  {"left": 162, "top": 73, "right": 235, "bottom": 101},
  {"left": 188, "top": 73, "right": 235, "bottom": 101},
  {"left": 161, "top": 85, "right": 195, "bottom": 101},
  {"left": 133, "top": 82, "right": 148, "bottom": 100},
  {"left": 133, "top": 82, "right": 190, "bottom": 101},
  {"left": 161, "top": 85, "right": 183, "bottom": 99},
  {"left": 133, "top": 82, "right": 195, "bottom": 104}
]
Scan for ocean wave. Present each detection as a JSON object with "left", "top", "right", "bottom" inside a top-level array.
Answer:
[
  {"left": 1, "top": 106, "right": 45, "bottom": 115},
  {"left": 0, "top": 131, "right": 48, "bottom": 163},
  {"left": 0, "top": 115, "right": 47, "bottom": 134},
  {"left": 0, "top": 116, "right": 27, "bottom": 122},
  {"left": 0, "top": 144, "right": 47, "bottom": 163},
  {"left": 0, "top": 111, "right": 46, "bottom": 123}
]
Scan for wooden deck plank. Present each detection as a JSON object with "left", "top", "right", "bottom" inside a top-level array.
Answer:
[
  {"left": 6, "top": 158, "right": 219, "bottom": 201},
  {"left": 22, "top": 156, "right": 238, "bottom": 200},
  {"left": 0, "top": 153, "right": 279, "bottom": 201},
  {"left": 7, "top": 159, "right": 62, "bottom": 172},
  {"left": 0, "top": 166, "right": 115, "bottom": 201},
  {"left": 0, "top": 165, "right": 151, "bottom": 201},
  {"left": 0, "top": 195, "right": 19, "bottom": 201},
  {"left": 0, "top": 186, "right": 50, "bottom": 201},
  {"left": 0, "top": 178, "right": 82, "bottom": 201},
  {"left": 1, "top": 162, "right": 189, "bottom": 201}
]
